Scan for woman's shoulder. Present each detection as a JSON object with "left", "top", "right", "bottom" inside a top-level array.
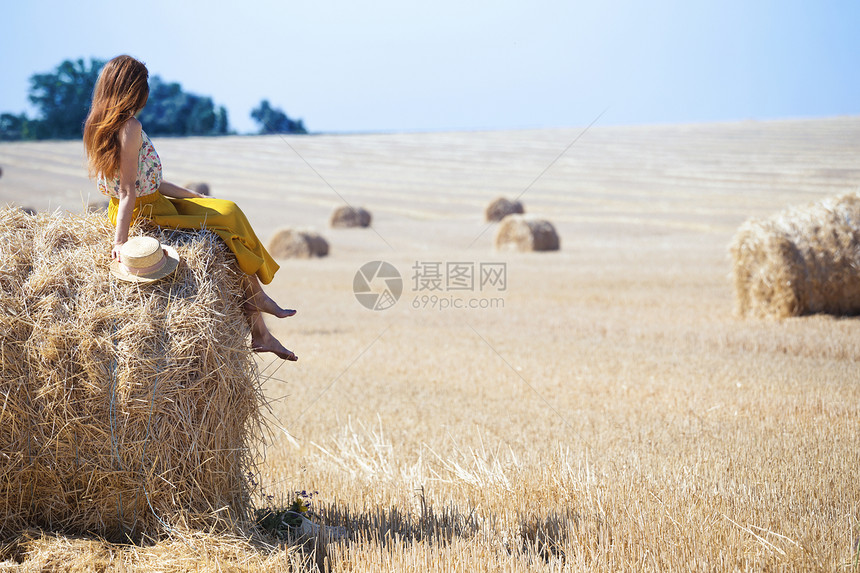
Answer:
[{"left": 118, "top": 117, "right": 143, "bottom": 146}]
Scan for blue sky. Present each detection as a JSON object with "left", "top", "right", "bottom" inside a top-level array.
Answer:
[{"left": 2, "top": 0, "right": 858, "bottom": 134}]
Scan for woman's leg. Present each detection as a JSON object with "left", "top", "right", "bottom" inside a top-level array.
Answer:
[
  {"left": 246, "top": 305, "right": 298, "bottom": 361},
  {"left": 243, "top": 274, "right": 296, "bottom": 318},
  {"left": 241, "top": 274, "right": 297, "bottom": 361}
]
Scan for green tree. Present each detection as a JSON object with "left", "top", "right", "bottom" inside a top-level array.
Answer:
[
  {"left": 138, "top": 76, "right": 230, "bottom": 136},
  {"left": 27, "top": 58, "right": 105, "bottom": 139},
  {"left": 0, "top": 57, "right": 232, "bottom": 141},
  {"left": 251, "top": 100, "right": 307, "bottom": 134},
  {"left": 214, "top": 106, "right": 229, "bottom": 135},
  {"left": 0, "top": 113, "right": 35, "bottom": 141}
]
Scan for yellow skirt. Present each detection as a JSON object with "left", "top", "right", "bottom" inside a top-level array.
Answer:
[{"left": 109, "top": 192, "right": 280, "bottom": 285}]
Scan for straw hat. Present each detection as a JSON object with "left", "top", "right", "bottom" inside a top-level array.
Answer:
[{"left": 110, "top": 236, "right": 180, "bottom": 283}]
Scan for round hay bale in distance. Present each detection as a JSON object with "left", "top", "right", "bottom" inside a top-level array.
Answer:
[
  {"left": 485, "top": 197, "right": 524, "bottom": 222},
  {"left": 730, "top": 192, "right": 860, "bottom": 318},
  {"left": 0, "top": 206, "right": 263, "bottom": 540},
  {"left": 268, "top": 227, "right": 329, "bottom": 259},
  {"left": 494, "top": 215, "right": 560, "bottom": 252},
  {"left": 86, "top": 200, "right": 110, "bottom": 213},
  {"left": 185, "top": 182, "right": 211, "bottom": 196},
  {"left": 330, "top": 205, "right": 371, "bottom": 228}
]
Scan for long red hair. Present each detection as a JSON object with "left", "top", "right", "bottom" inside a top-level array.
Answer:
[{"left": 83, "top": 55, "right": 149, "bottom": 179}]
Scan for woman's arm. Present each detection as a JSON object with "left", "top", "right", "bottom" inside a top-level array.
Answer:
[
  {"left": 158, "top": 180, "right": 207, "bottom": 199},
  {"left": 112, "top": 119, "right": 143, "bottom": 261}
]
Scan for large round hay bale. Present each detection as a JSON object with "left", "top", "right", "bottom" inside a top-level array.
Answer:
[
  {"left": 329, "top": 205, "right": 371, "bottom": 228},
  {"left": 268, "top": 228, "right": 329, "bottom": 258},
  {"left": 494, "top": 215, "right": 560, "bottom": 252},
  {"left": 87, "top": 199, "right": 110, "bottom": 213},
  {"left": 0, "top": 206, "right": 262, "bottom": 540},
  {"left": 730, "top": 193, "right": 860, "bottom": 318},
  {"left": 485, "top": 197, "right": 524, "bottom": 222},
  {"left": 185, "top": 182, "right": 211, "bottom": 196}
]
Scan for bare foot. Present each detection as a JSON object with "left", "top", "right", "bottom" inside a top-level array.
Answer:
[
  {"left": 252, "top": 333, "right": 298, "bottom": 361},
  {"left": 275, "top": 307, "right": 297, "bottom": 318},
  {"left": 244, "top": 299, "right": 297, "bottom": 318},
  {"left": 242, "top": 274, "right": 296, "bottom": 318}
]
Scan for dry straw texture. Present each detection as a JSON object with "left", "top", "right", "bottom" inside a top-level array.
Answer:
[
  {"left": 329, "top": 205, "right": 371, "bottom": 228},
  {"left": 484, "top": 197, "right": 524, "bottom": 222},
  {"left": 494, "top": 215, "right": 560, "bottom": 252},
  {"left": 0, "top": 206, "right": 264, "bottom": 541},
  {"left": 268, "top": 228, "right": 329, "bottom": 259},
  {"left": 730, "top": 192, "right": 860, "bottom": 318}
]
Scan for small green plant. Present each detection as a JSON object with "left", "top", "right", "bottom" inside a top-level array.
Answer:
[{"left": 255, "top": 490, "right": 318, "bottom": 539}]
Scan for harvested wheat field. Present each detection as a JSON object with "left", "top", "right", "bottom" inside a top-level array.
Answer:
[{"left": 1, "top": 117, "right": 860, "bottom": 571}]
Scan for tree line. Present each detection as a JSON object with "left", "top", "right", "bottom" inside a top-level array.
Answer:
[{"left": 0, "top": 58, "right": 307, "bottom": 141}]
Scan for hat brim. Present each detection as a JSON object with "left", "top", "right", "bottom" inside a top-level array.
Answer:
[{"left": 110, "top": 244, "right": 181, "bottom": 283}]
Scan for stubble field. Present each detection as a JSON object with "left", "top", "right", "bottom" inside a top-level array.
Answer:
[{"left": 1, "top": 117, "right": 859, "bottom": 571}]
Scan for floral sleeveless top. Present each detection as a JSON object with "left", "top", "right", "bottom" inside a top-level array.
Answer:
[{"left": 98, "top": 130, "right": 162, "bottom": 198}]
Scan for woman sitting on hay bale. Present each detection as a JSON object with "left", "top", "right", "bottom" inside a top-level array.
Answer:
[{"left": 83, "top": 55, "right": 297, "bottom": 361}]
